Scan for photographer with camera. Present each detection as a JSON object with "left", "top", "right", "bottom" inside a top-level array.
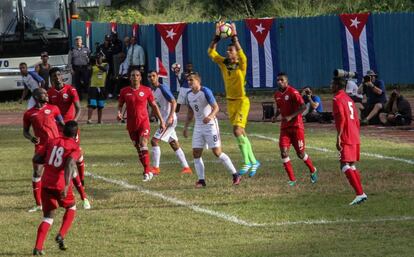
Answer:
[
  {"left": 355, "top": 70, "right": 386, "bottom": 125},
  {"left": 301, "top": 86, "right": 323, "bottom": 122},
  {"left": 379, "top": 86, "right": 412, "bottom": 126}
]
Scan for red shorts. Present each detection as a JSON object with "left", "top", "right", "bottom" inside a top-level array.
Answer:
[
  {"left": 339, "top": 144, "right": 360, "bottom": 163},
  {"left": 41, "top": 187, "right": 75, "bottom": 213},
  {"left": 279, "top": 127, "right": 306, "bottom": 154},
  {"left": 128, "top": 123, "right": 151, "bottom": 143}
]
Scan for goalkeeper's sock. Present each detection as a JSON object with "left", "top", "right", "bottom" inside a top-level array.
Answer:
[
  {"left": 236, "top": 135, "right": 251, "bottom": 165},
  {"left": 244, "top": 136, "right": 257, "bottom": 164}
]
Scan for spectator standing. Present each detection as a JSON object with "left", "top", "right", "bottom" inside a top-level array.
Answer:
[
  {"left": 88, "top": 55, "right": 108, "bottom": 124},
  {"left": 68, "top": 36, "right": 91, "bottom": 100},
  {"left": 19, "top": 62, "right": 45, "bottom": 109},
  {"left": 35, "top": 51, "right": 51, "bottom": 89},
  {"left": 379, "top": 86, "right": 412, "bottom": 126},
  {"left": 126, "top": 36, "right": 145, "bottom": 70},
  {"left": 115, "top": 52, "right": 129, "bottom": 96},
  {"left": 301, "top": 86, "right": 323, "bottom": 122},
  {"left": 100, "top": 35, "right": 115, "bottom": 98},
  {"left": 123, "top": 36, "right": 131, "bottom": 55}
]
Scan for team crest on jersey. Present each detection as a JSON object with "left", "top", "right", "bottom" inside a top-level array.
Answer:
[
  {"left": 63, "top": 93, "right": 69, "bottom": 99},
  {"left": 44, "top": 109, "right": 51, "bottom": 114},
  {"left": 284, "top": 95, "right": 289, "bottom": 101},
  {"left": 139, "top": 92, "right": 144, "bottom": 97}
]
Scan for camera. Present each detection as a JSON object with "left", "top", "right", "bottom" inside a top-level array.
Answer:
[
  {"left": 333, "top": 69, "right": 357, "bottom": 79},
  {"left": 363, "top": 75, "right": 371, "bottom": 83}
]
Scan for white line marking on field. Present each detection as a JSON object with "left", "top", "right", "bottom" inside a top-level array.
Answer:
[{"left": 86, "top": 171, "right": 414, "bottom": 227}]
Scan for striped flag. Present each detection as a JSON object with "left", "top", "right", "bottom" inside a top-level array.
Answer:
[
  {"left": 244, "top": 18, "right": 279, "bottom": 88},
  {"left": 85, "top": 21, "right": 92, "bottom": 49},
  {"left": 339, "top": 13, "right": 377, "bottom": 80},
  {"left": 110, "top": 22, "right": 117, "bottom": 33},
  {"left": 156, "top": 57, "right": 168, "bottom": 78},
  {"left": 155, "top": 23, "right": 188, "bottom": 92},
  {"left": 132, "top": 23, "right": 139, "bottom": 38}
]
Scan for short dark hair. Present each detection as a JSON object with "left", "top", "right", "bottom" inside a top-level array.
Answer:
[
  {"left": 49, "top": 67, "right": 62, "bottom": 77},
  {"left": 63, "top": 120, "right": 78, "bottom": 138},
  {"left": 19, "top": 62, "right": 27, "bottom": 67},
  {"left": 332, "top": 77, "right": 347, "bottom": 90},
  {"left": 147, "top": 70, "right": 157, "bottom": 75}
]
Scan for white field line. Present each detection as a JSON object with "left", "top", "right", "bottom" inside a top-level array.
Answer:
[{"left": 86, "top": 171, "right": 414, "bottom": 227}]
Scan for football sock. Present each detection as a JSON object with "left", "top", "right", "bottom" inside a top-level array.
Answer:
[
  {"left": 72, "top": 175, "right": 87, "bottom": 201},
  {"left": 152, "top": 146, "right": 161, "bottom": 168},
  {"left": 351, "top": 165, "right": 364, "bottom": 194},
  {"left": 194, "top": 158, "right": 205, "bottom": 180},
  {"left": 35, "top": 218, "right": 53, "bottom": 250},
  {"left": 175, "top": 148, "right": 189, "bottom": 168},
  {"left": 77, "top": 157, "right": 85, "bottom": 185},
  {"left": 302, "top": 153, "right": 316, "bottom": 173},
  {"left": 282, "top": 157, "right": 296, "bottom": 181},
  {"left": 244, "top": 136, "right": 257, "bottom": 164},
  {"left": 59, "top": 206, "right": 76, "bottom": 238},
  {"left": 343, "top": 165, "right": 363, "bottom": 195},
  {"left": 218, "top": 153, "right": 237, "bottom": 174},
  {"left": 32, "top": 176, "right": 42, "bottom": 206},
  {"left": 236, "top": 135, "right": 250, "bottom": 165},
  {"left": 139, "top": 147, "right": 151, "bottom": 174}
]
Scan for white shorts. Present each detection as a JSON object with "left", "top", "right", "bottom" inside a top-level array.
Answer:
[
  {"left": 177, "top": 87, "right": 191, "bottom": 105},
  {"left": 192, "top": 119, "right": 221, "bottom": 149},
  {"left": 153, "top": 118, "right": 178, "bottom": 143}
]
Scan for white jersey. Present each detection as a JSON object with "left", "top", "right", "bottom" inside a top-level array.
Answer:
[
  {"left": 346, "top": 80, "right": 363, "bottom": 99},
  {"left": 153, "top": 84, "right": 177, "bottom": 121},
  {"left": 186, "top": 86, "right": 217, "bottom": 126},
  {"left": 22, "top": 71, "right": 44, "bottom": 93}
]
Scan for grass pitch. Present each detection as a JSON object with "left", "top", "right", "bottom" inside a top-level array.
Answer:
[{"left": 0, "top": 121, "right": 413, "bottom": 257}]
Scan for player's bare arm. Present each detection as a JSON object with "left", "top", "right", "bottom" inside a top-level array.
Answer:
[
  {"left": 74, "top": 101, "right": 81, "bottom": 121},
  {"left": 183, "top": 107, "right": 194, "bottom": 138},
  {"left": 23, "top": 126, "right": 39, "bottom": 144},
  {"left": 117, "top": 101, "right": 124, "bottom": 121},
  {"left": 149, "top": 100, "right": 166, "bottom": 132},
  {"left": 203, "top": 102, "right": 219, "bottom": 124},
  {"left": 272, "top": 109, "right": 281, "bottom": 123},
  {"left": 167, "top": 99, "right": 177, "bottom": 126},
  {"left": 209, "top": 21, "right": 223, "bottom": 50},
  {"left": 230, "top": 23, "right": 241, "bottom": 51},
  {"left": 19, "top": 87, "right": 29, "bottom": 104},
  {"left": 285, "top": 103, "right": 306, "bottom": 122},
  {"left": 62, "top": 157, "right": 76, "bottom": 199}
]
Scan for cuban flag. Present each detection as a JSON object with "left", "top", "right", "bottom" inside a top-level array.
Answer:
[
  {"left": 85, "top": 21, "right": 92, "bottom": 49},
  {"left": 244, "top": 18, "right": 279, "bottom": 88},
  {"left": 155, "top": 23, "right": 188, "bottom": 92},
  {"left": 110, "top": 22, "right": 117, "bottom": 33},
  {"left": 339, "top": 13, "right": 377, "bottom": 80},
  {"left": 132, "top": 23, "right": 139, "bottom": 38}
]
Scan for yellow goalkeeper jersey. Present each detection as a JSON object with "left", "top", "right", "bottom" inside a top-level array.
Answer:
[{"left": 208, "top": 48, "right": 247, "bottom": 100}]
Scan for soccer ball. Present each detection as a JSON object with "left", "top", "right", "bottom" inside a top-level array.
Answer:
[
  {"left": 219, "top": 23, "right": 232, "bottom": 39},
  {"left": 171, "top": 63, "right": 181, "bottom": 72}
]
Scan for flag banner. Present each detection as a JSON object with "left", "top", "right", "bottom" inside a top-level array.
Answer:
[
  {"left": 156, "top": 57, "right": 168, "bottom": 78},
  {"left": 110, "top": 22, "right": 117, "bottom": 33},
  {"left": 85, "top": 21, "right": 92, "bottom": 49},
  {"left": 244, "top": 18, "right": 279, "bottom": 88},
  {"left": 155, "top": 22, "right": 188, "bottom": 92},
  {"left": 132, "top": 23, "right": 139, "bottom": 38},
  {"left": 339, "top": 13, "right": 377, "bottom": 81}
]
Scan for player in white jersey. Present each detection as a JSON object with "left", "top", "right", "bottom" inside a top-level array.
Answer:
[
  {"left": 148, "top": 71, "right": 192, "bottom": 175},
  {"left": 19, "top": 62, "right": 45, "bottom": 109},
  {"left": 183, "top": 72, "right": 241, "bottom": 187}
]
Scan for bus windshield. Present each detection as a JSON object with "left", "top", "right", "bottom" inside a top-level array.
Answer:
[
  {"left": 0, "top": 0, "right": 19, "bottom": 41},
  {"left": 22, "top": 0, "right": 68, "bottom": 40}
]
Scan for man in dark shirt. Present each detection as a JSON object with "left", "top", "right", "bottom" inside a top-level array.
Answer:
[
  {"left": 379, "top": 87, "right": 412, "bottom": 126},
  {"left": 357, "top": 70, "right": 387, "bottom": 125}
]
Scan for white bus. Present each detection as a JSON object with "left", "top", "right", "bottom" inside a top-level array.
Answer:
[{"left": 0, "top": 0, "right": 76, "bottom": 91}]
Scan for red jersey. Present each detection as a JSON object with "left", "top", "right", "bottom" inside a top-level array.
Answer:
[
  {"left": 47, "top": 84, "right": 79, "bottom": 122},
  {"left": 274, "top": 86, "right": 305, "bottom": 129},
  {"left": 119, "top": 85, "right": 155, "bottom": 132},
  {"left": 23, "top": 104, "right": 61, "bottom": 145},
  {"left": 40, "top": 136, "right": 81, "bottom": 190},
  {"left": 333, "top": 90, "right": 360, "bottom": 145}
]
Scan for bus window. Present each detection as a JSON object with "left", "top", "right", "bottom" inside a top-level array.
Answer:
[{"left": 0, "top": 0, "right": 19, "bottom": 41}]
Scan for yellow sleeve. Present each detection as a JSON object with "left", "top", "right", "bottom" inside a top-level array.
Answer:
[
  {"left": 208, "top": 48, "right": 225, "bottom": 64},
  {"left": 238, "top": 49, "right": 247, "bottom": 73}
]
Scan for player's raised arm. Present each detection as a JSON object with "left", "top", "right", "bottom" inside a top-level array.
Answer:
[{"left": 230, "top": 23, "right": 241, "bottom": 51}]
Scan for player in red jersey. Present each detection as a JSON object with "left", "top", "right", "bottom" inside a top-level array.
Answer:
[
  {"left": 32, "top": 121, "right": 81, "bottom": 255},
  {"left": 48, "top": 67, "right": 90, "bottom": 209},
  {"left": 118, "top": 68, "right": 166, "bottom": 182},
  {"left": 23, "top": 88, "right": 64, "bottom": 212},
  {"left": 331, "top": 77, "right": 367, "bottom": 205},
  {"left": 272, "top": 72, "right": 318, "bottom": 186}
]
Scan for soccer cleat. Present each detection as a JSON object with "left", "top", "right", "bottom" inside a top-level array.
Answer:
[
  {"left": 287, "top": 180, "right": 297, "bottom": 186},
  {"left": 83, "top": 198, "right": 91, "bottom": 210},
  {"left": 195, "top": 179, "right": 206, "bottom": 188},
  {"left": 151, "top": 167, "right": 160, "bottom": 176},
  {"left": 86, "top": 119, "right": 92, "bottom": 124},
  {"left": 33, "top": 248, "right": 45, "bottom": 255},
  {"left": 28, "top": 205, "right": 42, "bottom": 213},
  {"left": 239, "top": 163, "right": 252, "bottom": 176},
  {"left": 249, "top": 161, "right": 261, "bottom": 177},
  {"left": 232, "top": 174, "right": 241, "bottom": 185},
  {"left": 55, "top": 234, "right": 67, "bottom": 251},
  {"left": 349, "top": 193, "right": 368, "bottom": 206},
  {"left": 181, "top": 167, "right": 193, "bottom": 174},
  {"left": 310, "top": 168, "right": 318, "bottom": 184},
  {"left": 143, "top": 172, "right": 154, "bottom": 182}
]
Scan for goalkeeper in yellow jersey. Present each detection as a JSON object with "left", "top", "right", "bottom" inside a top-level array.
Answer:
[{"left": 208, "top": 21, "right": 260, "bottom": 177}]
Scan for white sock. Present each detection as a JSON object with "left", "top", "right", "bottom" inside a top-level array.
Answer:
[
  {"left": 152, "top": 146, "right": 161, "bottom": 167},
  {"left": 175, "top": 148, "right": 189, "bottom": 168},
  {"left": 194, "top": 158, "right": 205, "bottom": 180},
  {"left": 218, "top": 153, "right": 237, "bottom": 174}
]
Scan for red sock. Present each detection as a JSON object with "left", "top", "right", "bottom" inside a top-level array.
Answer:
[
  {"left": 77, "top": 159, "right": 85, "bottom": 185},
  {"left": 282, "top": 157, "right": 296, "bottom": 181},
  {"left": 352, "top": 167, "right": 364, "bottom": 195},
  {"left": 303, "top": 153, "right": 316, "bottom": 173},
  {"left": 59, "top": 208, "right": 76, "bottom": 238},
  {"left": 344, "top": 168, "right": 363, "bottom": 195},
  {"left": 32, "top": 177, "right": 42, "bottom": 206},
  {"left": 72, "top": 176, "right": 87, "bottom": 200},
  {"left": 139, "top": 148, "right": 151, "bottom": 174},
  {"left": 35, "top": 219, "right": 52, "bottom": 250}
]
